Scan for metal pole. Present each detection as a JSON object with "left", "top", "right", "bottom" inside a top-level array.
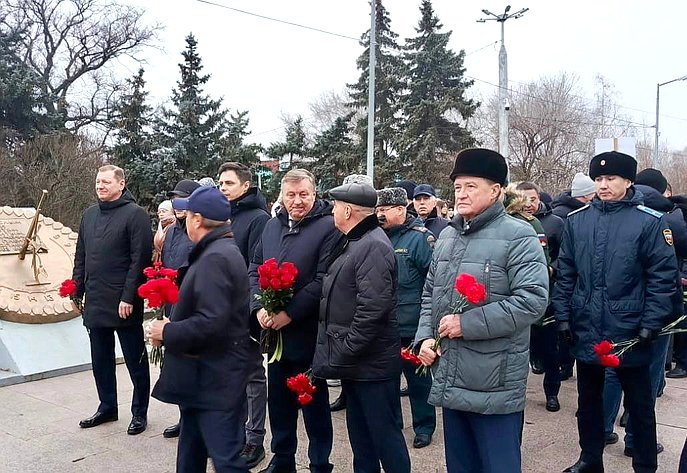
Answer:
[
  {"left": 366, "top": 0, "right": 376, "bottom": 182},
  {"left": 498, "top": 21, "right": 509, "bottom": 160},
  {"left": 654, "top": 83, "right": 660, "bottom": 168}
]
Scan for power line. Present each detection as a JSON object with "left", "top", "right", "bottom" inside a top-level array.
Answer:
[{"left": 195, "top": 0, "right": 360, "bottom": 42}]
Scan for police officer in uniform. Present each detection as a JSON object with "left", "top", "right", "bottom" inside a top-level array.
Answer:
[
  {"left": 375, "top": 187, "right": 436, "bottom": 449},
  {"left": 554, "top": 151, "right": 679, "bottom": 473}
]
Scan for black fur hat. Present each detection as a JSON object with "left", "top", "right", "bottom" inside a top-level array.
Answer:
[
  {"left": 589, "top": 151, "right": 637, "bottom": 181},
  {"left": 449, "top": 148, "right": 508, "bottom": 186}
]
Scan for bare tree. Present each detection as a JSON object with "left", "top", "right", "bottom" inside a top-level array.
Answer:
[
  {"left": 0, "top": 132, "right": 104, "bottom": 228},
  {"left": 1, "top": 0, "right": 161, "bottom": 132},
  {"left": 472, "top": 72, "right": 638, "bottom": 192}
]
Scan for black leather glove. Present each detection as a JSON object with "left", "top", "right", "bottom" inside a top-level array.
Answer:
[
  {"left": 557, "top": 321, "right": 573, "bottom": 344},
  {"left": 637, "top": 328, "right": 658, "bottom": 346}
]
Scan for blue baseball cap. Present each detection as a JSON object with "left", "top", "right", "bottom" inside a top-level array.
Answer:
[
  {"left": 413, "top": 184, "right": 436, "bottom": 198},
  {"left": 172, "top": 186, "right": 232, "bottom": 221}
]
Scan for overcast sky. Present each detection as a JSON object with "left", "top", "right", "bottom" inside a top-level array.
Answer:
[{"left": 121, "top": 0, "right": 687, "bottom": 154}]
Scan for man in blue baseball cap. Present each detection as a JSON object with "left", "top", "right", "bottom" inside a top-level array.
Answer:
[{"left": 148, "top": 185, "right": 252, "bottom": 472}]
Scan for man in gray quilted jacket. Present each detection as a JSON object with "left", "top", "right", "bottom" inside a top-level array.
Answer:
[{"left": 415, "top": 148, "right": 549, "bottom": 473}]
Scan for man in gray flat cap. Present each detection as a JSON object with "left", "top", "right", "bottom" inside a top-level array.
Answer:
[{"left": 313, "top": 182, "right": 411, "bottom": 473}]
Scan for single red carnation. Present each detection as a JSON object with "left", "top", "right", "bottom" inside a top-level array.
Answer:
[
  {"left": 270, "top": 278, "right": 283, "bottom": 291},
  {"left": 159, "top": 268, "right": 178, "bottom": 281},
  {"left": 147, "top": 292, "right": 163, "bottom": 309},
  {"left": 455, "top": 273, "right": 478, "bottom": 295},
  {"left": 600, "top": 354, "right": 620, "bottom": 368},
  {"left": 259, "top": 277, "right": 271, "bottom": 290},
  {"left": 59, "top": 279, "right": 77, "bottom": 298},
  {"left": 153, "top": 261, "right": 163, "bottom": 269},
  {"left": 464, "top": 283, "right": 487, "bottom": 305},
  {"left": 297, "top": 392, "right": 313, "bottom": 406},
  {"left": 281, "top": 261, "right": 298, "bottom": 277},
  {"left": 593, "top": 340, "right": 614, "bottom": 357},
  {"left": 160, "top": 279, "right": 179, "bottom": 305}
]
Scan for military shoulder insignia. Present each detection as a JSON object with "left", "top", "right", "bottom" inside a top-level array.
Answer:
[
  {"left": 663, "top": 229, "right": 674, "bottom": 246},
  {"left": 567, "top": 204, "right": 590, "bottom": 216},
  {"left": 637, "top": 205, "right": 663, "bottom": 218}
]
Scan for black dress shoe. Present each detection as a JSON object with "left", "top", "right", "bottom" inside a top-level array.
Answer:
[
  {"left": 545, "top": 396, "right": 560, "bottom": 412},
  {"left": 666, "top": 366, "right": 687, "bottom": 378},
  {"left": 79, "top": 411, "right": 118, "bottom": 428},
  {"left": 330, "top": 394, "right": 347, "bottom": 412},
  {"left": 413, "top": 434, "right": 432, "bottom": 448},
  {"left": 400, "top": 386, "right": 409, "bottom": 397},
  {"left": 127, "top": 416, "right": 147, "bottom": 435},
  {"left": 560, "top": 366, "right": 574, "bottom": 381},
  {"left": 163, "top": 423, "right": 180, "bottom": 438},
  {"left": 604, "top": 432, "right": 618, "bottom": 445},
  {"left": 624, "top": 442, "right": 663, "bottom": 457},
  {"left": 562, "top": 458, "right": 604, "bottom": 472},
  {"left": 619, "top": 410, "right": 628, "bottom": 427},
  {"left": 257, "top": 459, "right": 296, "bottom": 473},
  {"left": 240, "top": 443, "right": 265, "bottom": 468}
]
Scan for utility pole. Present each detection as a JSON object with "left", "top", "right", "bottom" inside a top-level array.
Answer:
[
  {"left": 477, "top": 5, "right": 529, "bottom": 161},
  {"left": 366, "top": 0, "right": 377, "bottom": 182},
  {"left": 654, "top": 75, "right": 687, "bottom": 168}
]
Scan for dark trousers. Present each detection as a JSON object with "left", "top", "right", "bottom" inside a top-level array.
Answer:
[
  {"left": 243, "top": 340, "right": 267, "bottom": 446},
  {"left": 576, "top": 361, "right": 657, "bottom": 473},
  {"left": 400, "top": 337, "right": 436, "bottom": 437},
  {"left": 680, "top": 436, "right": 687, "bottom": 473},
  {"left": 530, "top": 323, "right": 561, "bottom": 396},
  {"left": 443, "top": 408, "right": 523, "bottom": 473},
  {"left": 88, "top": 324, "right": 150, "bottom": 417},
  {"left": 342, "top": 379, "right": 410, "bottom": 473},
  {"left": 177, "top": 407, "right": 248, "bottom": 473},
  {"left": 267, "top": 359, "right": 333, "bottom": 472}
]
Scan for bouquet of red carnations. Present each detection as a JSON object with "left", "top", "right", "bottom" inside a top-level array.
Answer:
[
  {"left": 138, "top": 262, "right": 179, "bottom": 367},
  {"left": 58, "top": 279, "right": 83, "bottom": 314},
  {"left": 286, "top": 370, "right": 317, "bottom": 406},
  {"left": 255, "top": 258, "right": 298, "bottom": 363}
]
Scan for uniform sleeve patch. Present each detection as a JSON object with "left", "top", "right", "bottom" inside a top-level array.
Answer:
[{"left": 663, "top": 229, "right": 674, "bottom": 246}]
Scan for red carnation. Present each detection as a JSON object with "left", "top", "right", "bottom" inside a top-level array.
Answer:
[
  {"left": 297, "top": 392, "right": 313, "bottom": 406},
  {"left": 455, "top": 273, "right": 478, "bottom": 295},
  {"left": 259, "top": 277, "right": 271, "bottom": 290},
  {"left": 270, "top": 278, "right": 283, "bottom": 291},
  {"left": 464, "top": 282, "right": 487, "bottom": 305},
  {"left": 600, "top": 354, "right": 621, "bottom": 368},
  {"left": 594, "top": 340, "right": 614, "bottom": 357},
  {"left": 159, "top": 268, "right": 178, "bottom": 281},
  {"left": 59, "top": 279, "right": 77, "bottom": 298}
]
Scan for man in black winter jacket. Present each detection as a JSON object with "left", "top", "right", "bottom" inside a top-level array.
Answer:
[
  {"left": 218, "top": 162, "right": 270, "bottom": 468},
  {"left": 72, "top": 165, "right": 152, "bottom": 435},
  {"left": 149, "top": 186, "right": 251, "bottom": 472},
  {"left": 313, "top": 182, "right": 411, "bottom": 473},
  {"left": 160, "top": 178, "right": 201, "bottom": 439},
  {"left": 250, "top": 169, "right": 342, "bottom": 473}
]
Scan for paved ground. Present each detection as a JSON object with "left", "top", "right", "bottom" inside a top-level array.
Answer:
[{"left": 0, "top": 363, "right": 685, "bottom": 472}]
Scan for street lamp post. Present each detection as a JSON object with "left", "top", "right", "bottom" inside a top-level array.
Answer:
[
  {"left": 477, "top": 5, "right": 529, "bottom": 161},
  {"left": 654, "top": 75, "right": 687, "bottom": 168}
]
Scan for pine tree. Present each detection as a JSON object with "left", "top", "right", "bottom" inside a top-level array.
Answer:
[
  {"left": 154, "top": 33, "right": 253, "bottom": 189},
  {"left": 307, "top": 114, "right": 362, "bottom": 190},
  {"left": 0, "top": 28, "right": 57, "bottom": 141},
  {"left": 399, "top": 0, "right": 477, "bottom": 196},
  {"left": 109, "top": 68, "right": 156, "bottom": 210},
  {"left": 347, "top": 0, "right": 405, "bottom": 188},
  {"left": 266, "top": 116, "right": 309, "bottom": 170}
]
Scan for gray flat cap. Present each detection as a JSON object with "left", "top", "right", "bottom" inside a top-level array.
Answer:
[
  {"left": 376, "top": 187, "right": 408, "bottom": 207},
  {"left": 342, "top": 174, "right": 374, "bottom": 187},
  {"left": 328, "top": 183, "right": 378, "bottom": 208}
]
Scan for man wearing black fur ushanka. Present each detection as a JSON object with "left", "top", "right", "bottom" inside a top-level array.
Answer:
[
  {"left": 414, "top": 148, "right": 549, "bottom": 473},
  {"left": 554, "top": 151, "right": 678, "bottom": 473}
]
